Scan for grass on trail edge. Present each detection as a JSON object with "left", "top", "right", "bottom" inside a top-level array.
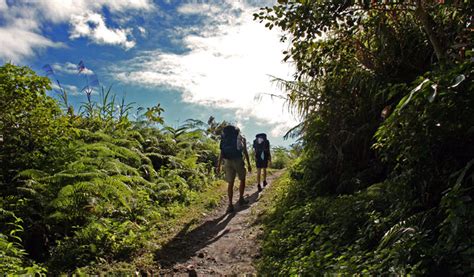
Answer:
[
  {"left": 82, "top": 168, "right": 279, "bottom": 273},
  {"left": 250, "top": 170, "right": 291, "bottom": 272},
  {"left": 251, "top": 169, "right": 289, "bottom": 225}
]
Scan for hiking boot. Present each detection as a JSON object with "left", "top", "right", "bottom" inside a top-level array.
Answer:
[
  {"left": 257, "top": 183, "right": 263, "bottom": 192},
  {"left": 263, "top": 180, "right": 268, "bottom": 187},
  {"left": 238, "top": 197, "right": 249, "bottom": 206},
  {"left": 226, "top": 204, "right": 234, "bottom": 213}
]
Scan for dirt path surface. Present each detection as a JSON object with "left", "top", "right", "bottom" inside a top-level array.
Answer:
[{"left": 156, "top": 172, "right": 281, "bottom": 276}]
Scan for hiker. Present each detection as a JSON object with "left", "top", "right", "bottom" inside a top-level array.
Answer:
[
  {"left": 216, "top": 125, "right": 252, "bottom": 213},
  {"left": 253, "top": 133, "right": 271, "bottom": 192}
]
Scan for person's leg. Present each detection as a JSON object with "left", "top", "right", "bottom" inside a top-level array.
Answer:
[
  {"left": 257, "top": 167, "right": 263, "bottom": 191},
  {"left": 238, "top": 177, "right": 249, "bottom": 205},
  {"left": 227, "top": 179, "right": 234, "bottom": 206},
  {"left": 224, "top": 160, "right": 237, "bottom": 212},
  {"left": 263, "top": 167, "right": 267, "bottom": 186},
  {"left": 257, "top": 167, "right": 261, "bottom": 184},
  {"left": 239, "top": 178, "right": 245, "bottom": 199},
  {"left": 236, "top": 158, "right": 248, "bottom": 205}
]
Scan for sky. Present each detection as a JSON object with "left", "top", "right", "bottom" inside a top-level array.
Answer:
[{"left": 0, "top": 0, "right": 300, "bottom": 146}]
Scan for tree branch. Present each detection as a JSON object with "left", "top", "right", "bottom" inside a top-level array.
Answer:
[{"left": 415, "top": 0, "right": 446, "bottom": 65}]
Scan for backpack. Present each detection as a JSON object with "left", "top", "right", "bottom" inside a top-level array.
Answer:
[
  {"left": 253, "top": 133, "right": 270, "bottom": 160},
  {"left": 220, "top": 125, "right": 243, "bottom": 159}
]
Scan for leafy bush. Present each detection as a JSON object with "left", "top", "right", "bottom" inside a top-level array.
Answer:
[
  {"left": 375, "top": 62, "right": 474, "bottom": 208},
  {"left": 0, "top": 64, "right": 66, "bottom": 188},
  {"left": 0, "top": 208, "right": 46, "bottom": 274},
  {"left": 0, "top": 63, "right": 222, "bottom": 273},
  {"left": 270, "top": 146, "right": 293, "bottom": 169},
  {"left": 256, "top": 0, "right": 473, "bottom": 275}
]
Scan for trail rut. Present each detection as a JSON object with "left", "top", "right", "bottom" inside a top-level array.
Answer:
[{"left": 156, "top": 172, "right": 281, "bottom": 276}]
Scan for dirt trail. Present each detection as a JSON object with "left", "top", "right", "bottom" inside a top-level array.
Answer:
[{"left": 156, "top": 172, "right": 281, "bottom": 276}]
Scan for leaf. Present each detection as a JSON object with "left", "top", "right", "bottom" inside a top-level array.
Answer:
[
  {"left": 449, "top": 74, "right": 465, "bottom": 88},
  {"left": 454, "top": 159, "right": 474, "bottom": 187},
  {"left": 324, "top": 253, "right": 333, "bottom": 259},
  {"left": 428, "top": 84, "right": 438, "bottom": 103},
  {"left": 313, "top": 225, "right": 322, "bottom": 235},
  {"left": 378, "top": 226, "right": 416, "bottom": 249},
  {"left": 399, "top": 79, "right": 430, "bottom": 111}
]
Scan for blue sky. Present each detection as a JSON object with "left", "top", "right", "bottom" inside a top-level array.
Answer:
[{"left": 0, "top": 0, "right": 300, "bottom": 146}]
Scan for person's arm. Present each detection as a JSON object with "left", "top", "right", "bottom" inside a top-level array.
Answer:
[
  {"left": 252, "top": 140, "right": 256, "bottom": 158},
  {"left": 242, "top": 138, "right": 252, "bottom": 173},
  {"left": 216, "top": 152, "right": 223, "bottom": 174},
  {"left": 267, "top": 142, "right": 272, "bottom": 166}
]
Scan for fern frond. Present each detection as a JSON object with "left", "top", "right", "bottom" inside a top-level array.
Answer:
[
  {"left": 378, "top": 211, "right": 431, "bottom": 250},
  {"left": 126, "top": 130, "right": 145, "bottom": 144},
  {"left": 44, "top": 171, "right": 108, "bottom": 183},
  {"left": 78, "top": 129, "right": 113, "bottom": 143},
  {"left": 115, "top": 175, "right": 156, "bottom": 190},
  {"left": 111, "top": 138, "right": 141, "bottom": 150},
  {"left": 15, "top": 169, "right": 49, "bottom": 180},
  {"left": 101, "top": 160, "right": 140, "bottom": 176}
]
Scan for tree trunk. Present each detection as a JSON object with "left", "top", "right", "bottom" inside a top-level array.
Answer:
[{"left": 415, "top": 0, "right": 446, "bottom": 65}]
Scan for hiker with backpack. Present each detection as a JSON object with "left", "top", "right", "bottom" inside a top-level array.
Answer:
[
  {"left": 253, "top": 133, "right": 271, "bottom": 192},
  {"left": 216, "top": 125, "right": 252, "bottom": 213}
]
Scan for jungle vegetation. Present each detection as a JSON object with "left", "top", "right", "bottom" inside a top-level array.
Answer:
[
  {"left": 1, "top": 0, "right": 472, "bottom": 274},
  {"left": 0, "top": 63, "right": 234, "bottom": 273},
  {"left": 255, "top": 0, "right": 473, "bottom": 275}
]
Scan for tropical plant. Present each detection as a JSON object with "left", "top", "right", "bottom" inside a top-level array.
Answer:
[
  {"left": 269, "top": 146, "right": 292, "bottom": 169},
  {"left": 0, "top": 63, "right": 222, "bottom": 273},
  {"left": 255, "top": 0, "right": 473, "bottom": 275}
]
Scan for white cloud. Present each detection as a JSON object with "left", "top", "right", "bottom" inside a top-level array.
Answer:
[
  {"left": 0, "top": 0, "right": 153, "bottom": 61},
  {"left": 0, "top": 25, "right": 63, "bottom": 62},
  {"left": 0, "top": 5, "right": 64, "bottom": 61},
  {"left": 0, "top": 0, "right": 7, "bottom": 11},
  {"left": 112, "top": 1, "right": 299, "bottom": 137},
  {"left": 106, "top": 0, "right": 153, "bottom": 12},
  {"left": 33, "top": 0, "right": 154, "bottom": 23},
  {"left": 52, "top": 62, "right": 94, "bottom": 75},
  {"left": 52, "top": 82, "right": 98, "bottom": 97},
  {"left": 69, "top": 13, "right": 135, "bottom": 49},
  {"left": 177, "top": 3, "right": 223, "bottom": 15},
  {"left": 138, "top": 26, "right": 147, "bottom": 37},
  {"left": 52, "top": 83, "right": 81, "bottom": 95}
]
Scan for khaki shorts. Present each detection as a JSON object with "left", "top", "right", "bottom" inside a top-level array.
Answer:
[{"left": 224, "top": 158, "right": 246, "bottom": 183}]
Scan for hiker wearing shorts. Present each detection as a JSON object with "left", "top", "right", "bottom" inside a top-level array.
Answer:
[
  {"left": 253, "top": 133, "right": 271, "bottom": 192},
  {"left": 216, "top": 125, "right": 252, "bottom": 213}
]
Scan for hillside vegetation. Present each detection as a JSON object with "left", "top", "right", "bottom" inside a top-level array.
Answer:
[
  {"left": 256, "top": 0, "right": 473, "bottom": 275},
  {"left": 0, "top": 63, "right": 229, "bottom": 273}
]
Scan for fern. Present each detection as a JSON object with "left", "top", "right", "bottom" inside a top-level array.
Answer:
[
  {"left": 44, "top": 172, "right": 108, "bottom": 183},
  {"left": 1, "top": 64, "right": 221, "bottom": 273},
  {"left": 112, "top": 137, "right": 141, "bottom": 149},
  {"left": 126, "top": 130, "right": 145, "bottom": 144},
  {"left": 100, "top": 160, "right": 140, "bottom": 176},
  {"left": 377, "top": 211, "right": 431, "bottom": 250},
  {"left": 14, "top": 169, "right": 48, "bottom": 180},
  {"left": 78, "top": 129, "right": 113, "bottom": 143}
]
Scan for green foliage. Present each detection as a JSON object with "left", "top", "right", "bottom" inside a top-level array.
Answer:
[
  {"left": 0, "top": 63, "right": 221, "bottom": 273},
  {"left": 374, "top": 61, "right": 473, "bottom": 206},
  {"left": 257, "top": 0, "right": 473, "bottom": 275},
  {"left": 0, "top": 208, "right": 46, "bottom": 274},
  {"left": 269, "top": 146, "right": 292, "bottom": 169},
  {"left": 144, "top": 103, "right": 164, "bottom": 125},
  {"left": 0, "top": 63, "right": 66, "bottom": 185},
  {"left": 260, "top": 164, "right": 473, "bottom": 275}
]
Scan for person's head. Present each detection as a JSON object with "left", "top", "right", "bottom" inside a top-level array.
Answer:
[
  {"left": 255, "top": 133, "right": 267, "bottom": 143},
  {"left": 222, "top": 125, "right": 239, "bottom": 137}
]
